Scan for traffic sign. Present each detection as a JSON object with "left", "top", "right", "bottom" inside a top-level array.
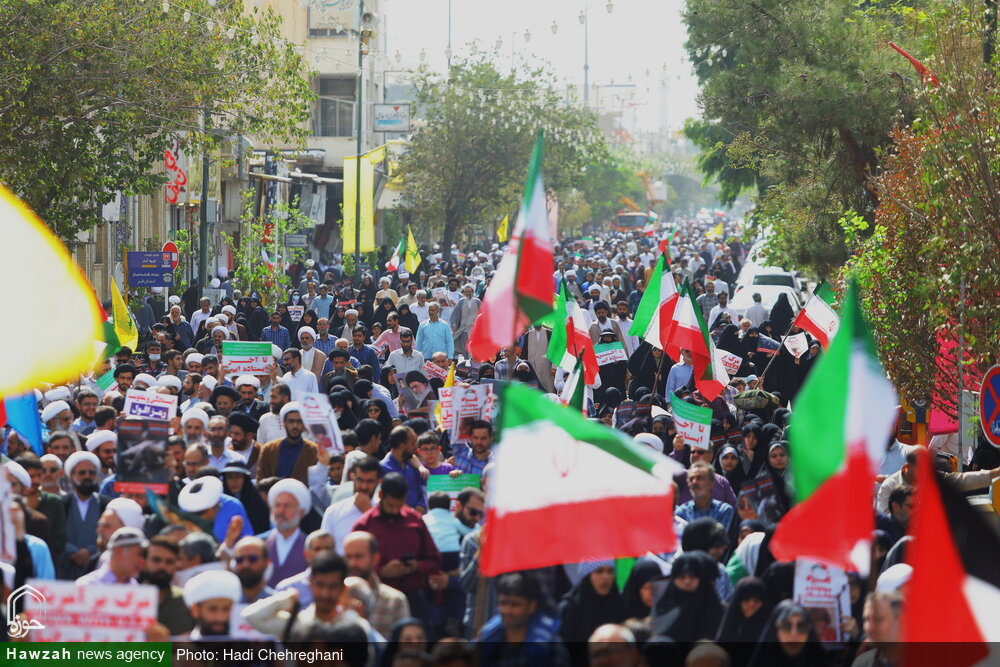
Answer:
[
  {"left": 979, "top": 364, "right": 1000, "bottom": 447},
  {"left": 162, "top": 241, "right": 178, "bottom": 270},
  {"left": 126, "top": 251, "right": 173, "bottom": 287}
]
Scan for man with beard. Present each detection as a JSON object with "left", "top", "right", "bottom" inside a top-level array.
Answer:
[
  {"left": 341, "top": 530, "right": 410, "bottom": 639},
  {"left": 264, "top": 479, "right": 310, "bottom": 587},
  {"left": 85, "top": 430, "right": 117, "bottom": 480},
  {"left": 76, "top": 526, "right": 146, "bottom": 585},
  {"left": 142, "top": 535, "right": 194, "bottom": 635},
  {"left": 321, "top": 349, "right": 358, "bottom": 392},
  {"left": 71, "top": 389, "right": 99, "bottom": 435},
  {"left": 274, "top": 529, "right": 335, "bottom": 606},
  {"left": 379, "top": 425, "right": 426, "bottom": 512},
  {"left": 322, "top": 455, "right": 380, "bottom": 554},
  {"left": 183, "top": 569, "right": 242, "bottom": 638},
  {"left": 256, "top": 402, "right": 318, "bottom": 485},
  {"left": 57, "top": 451, "right": 109, "bottom": 579},
  {"left": 205, "top": 415, "right": 240, "bottom": 470},
  {"left": 257, "top": 383, "right": 291, "bottom": 445},
  {"left": 232, "top": 536, "right": 275, "bottom": 603},
  {"left": 178, "top": 372, "right": 202, "bottom": 411},
  {"left": 180, "top": 407, "right": 209, "bottom": 445},
  {"left": 209, "top": 385, "right": 240, "bottom": 417},
  {"left": 233, "top": 375, "right": 266, "bottom": 419},
  {"left": 227, "top": 412, "right": 262, "bottom": 475}
]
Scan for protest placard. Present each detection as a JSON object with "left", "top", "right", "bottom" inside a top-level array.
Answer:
[
  {"left": 288, "top": 305, "right": 304, "bottom": 322},
  {"left": 25, "top": 579, "right": 158, "bottom": 642},
  {"left": 715, "top": 348, "right": 743, "bottom": 376},
  {"left": 299, "top": 392, "right": 343, "bottom": 454},
  {"left": 230, "top": 603, "right": 275, "bottom": 639},
  {"left": 428, "top": 473, "right": 481, "bottom": 511},
  {"left": 671, "top": 391, "right": 712, "bottom": 449},
  {"left": 122, "top": 389, "right": 177, "bottom": 421},
  {"left": 439, "top": 384, "right": 494, "bottom": 442},
  {"left": 421, "top": 360, "right": 449, "bottom": 381},
  {"left": 202, "top": 287, "right": 226, "bottom": 305},
  {"left": 594, "top": 341, "right": 628, "bottom": 366},
  {"left": 115, "top": 418, "right": 171, "bottom": 495},
  {"left": 784, "top": 332, "right": 809, "bottom": 359},
  {"left": 222, "top": 341, "right": 273, "bottom": 375},
  {"left": 793, "top": 559, "right": 851, "bottom": 644},
  {"left": 432, "top": 287, "right": 448, "bottom": 302}
]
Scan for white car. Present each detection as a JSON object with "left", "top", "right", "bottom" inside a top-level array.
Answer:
[{"left": 730, "top": 270, "right": 802, "bottom": 316}]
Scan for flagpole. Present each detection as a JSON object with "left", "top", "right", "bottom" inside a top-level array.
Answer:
[{"left": 758, "top": 317, "right": 798, "bottom": 384}]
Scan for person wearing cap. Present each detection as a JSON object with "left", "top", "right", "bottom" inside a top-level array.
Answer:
[
  {"left": 180, "top": 407, "right": 209, "bottom": 445},
  {"left": 56, "top": 451, "right": 108, "bottom": 579},
  {"left": 76, "top": 526, "right": 147, "bottom": 585},
  {"left": 260, "top": 310, "right": 292, "bottom": 350},
  {"left": 256, "top": 401, "right": 319, "bottom": 485},
  {"left": 183, "top": 569, "right": 242, "bottom": 638},
  {"left": 85, "top": 430, "right": 117, "bottom": 480},
  {"left": 264, "top": 479, "right": 312, "bottom": 587}
]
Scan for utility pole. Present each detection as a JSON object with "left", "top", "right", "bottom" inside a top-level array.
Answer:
[
  {"left": 354, "top": 0, "right": 365, "bottom": 276},
  {"left": 583, "top": 8, "right": 590, "bottom": 108},
  {"left": 198, "top": 108, "right": 210, "bottom": 299}
]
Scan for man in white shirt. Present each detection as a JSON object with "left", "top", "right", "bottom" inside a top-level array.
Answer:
[
  {"left": 387, "top": 328, "right": 424, "bottom": 377},
  {"left": 321, "top": 456, "right": 380, "bottom": 555},
  {"left": 271, "top": 348, "right": 318, "bottom": 402},
  {"left": 707, "top": 292, "right": 739, "bottom": 330},
  {"left": 410, "top": 291, "right": 431, "bottom": 323},
  {"left": 258, "top": 384, "right": 291, "bottom": 445},
  {"left": 614, "top": 301, "right": 639, "bottom": 356},
  {"left": 189, "top": 297, "right": 213, "bottom": 335},
  {"left": 745, "top": 293, "right": 770, "bottom": 328}
]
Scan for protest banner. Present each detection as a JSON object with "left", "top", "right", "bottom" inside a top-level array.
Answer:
[
  {"left": 715, "top": 348, "right": 743, "bottom": 376},
  {"left": 25, "top": 579, "right": 158, "bottom": 642},
  {"left": 222, "top": 341, "right": 273, "bottom": 374},
  {"left": 397, "top": 374, "right": 432, "bottom": 415},
  {"left": 594, "top": 341, "right": 628, "bottom": 366},
  {"left": 115, "top": 418, "right": 171, "bottom": 495},
  {"left": 793, "top": 559, "right": 851, "bottom": 644},
  {"left": 784, "top": 332, "right": 809, "bottom": 359},
  {"left": 439, "top": 384, "right": 494, "bottom": 442},
  {"left": 421, "top": 360, "right": 449, "bottom": 381},
  {"left": 202, "top": 287, "right": 226, "bottom": 305},
  {"left": 288, "top": 305, "right": 304, "bottom": 322},
  {"left": 299, "top": 392, "right": 344, "bottom": 455},
  {"left": 122, "top": 389, "right": 177, "bottom": 421},
  {"left": 230, "top": 603, "right": 275, "bottom": 639},
  {"left": 428, "top": 473, "right": 481, "bottom": 511},
  {"left": 432, "top": 287, "right": 448, "bottom": 302},
  {"left": 671, "top": 391, "right": 712, "bottom": 449}
]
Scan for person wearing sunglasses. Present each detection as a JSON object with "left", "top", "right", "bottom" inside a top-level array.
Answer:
[
  {"left": 747, "top": 600, "right": 828, "bottom": 666},
  {"left": 232, "top": 536, "right": 275, "bottom": 603},
  {"left": 39, "top": 453, "right": 66, "bottom": 496}
]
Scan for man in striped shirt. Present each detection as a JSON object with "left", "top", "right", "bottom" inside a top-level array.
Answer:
[{"left": 260, "top": 311, "right": 291, "bottom": 351}]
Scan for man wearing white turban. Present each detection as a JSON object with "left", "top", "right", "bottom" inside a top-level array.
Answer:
[
  {"left": 184, "top": 570, "right": 242, "bottom": 638},
  {"left": 57, "top": 451, "right": 108, "bottom": 579},
  {"left": 265, "top": 479, "right": 311, "bottom": 587}
]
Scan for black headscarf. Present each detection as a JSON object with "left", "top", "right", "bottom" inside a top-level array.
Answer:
[
  {"left": 396, "top": 303, "right": 419, "bottom": 333},
  {"left": 222, "top": 469, "right": 270, "bottom": 534},
  {"left": 716, "top": 576, "right": 773, "bottom": 651},
  {"left": 626, "top": 342, "right": 669, "bottom": 398},
  {"left": 373, "top": 297, "right": 395, "bottom": 329},
  {"left": 359, "top": 398, "right": 392, "bottom": 440},
  {"left": 746, "top": 601, "right": 829, "bottom": 667},
  {"left": 717, "top": 324, "right": 742, "bottom": 354},
  {"left": 651, "top": 551, "right": 723, "bottom": 643},
  {"left": 621, "top": 558, "right": 664, "bottom": 619},
  {"left": 557, "top": 568, "right": 627, "bottom": 643},
  {"left": 768, "top": 294, "right": 795, "bottom": 335},
  {"left": 328, "top": 391, "right": 358, "bottom": 431}
]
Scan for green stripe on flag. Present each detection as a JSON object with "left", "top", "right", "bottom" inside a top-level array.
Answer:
[
  {"left": 815, "top": 281, "right": 838, "bottom": 307},
  {"left": 630, "top": 254, "right": 665, "bottom": 337},
  {"left": 615, "top": 557, "right": 636, "bottom": 591}
]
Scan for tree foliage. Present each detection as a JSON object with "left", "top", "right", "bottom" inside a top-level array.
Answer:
[
  {"left": 397, "top": 59, "right": 609, "bottom": 250},
  {"left": 0, "top": 0, "right": 314, "bottom": 241}
]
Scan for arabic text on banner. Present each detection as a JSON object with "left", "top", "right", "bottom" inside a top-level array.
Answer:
[{"left": 222, "top": 341, "right": 273, "bottom": 374}]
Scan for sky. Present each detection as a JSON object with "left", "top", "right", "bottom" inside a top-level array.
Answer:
[{"left": 379, "top": 0, "right": 703, "bottom": 132}]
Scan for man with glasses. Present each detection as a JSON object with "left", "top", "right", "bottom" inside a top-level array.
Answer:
[
  {"left": 181, "top": 444, "right": 210, "bottom": 483},
  {"left": 57, "top": 450, "right": 108, "bottom": 579},
  {"left": 232, "top": 536, "right": 275, "bottom": 603},
  {"left": 39, "top": 453, "right": 66, "bottom": 496}
]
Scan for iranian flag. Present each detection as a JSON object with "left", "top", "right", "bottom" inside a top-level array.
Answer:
[
  {"left": 629, "top": 254, "right": 678, "bottom": 353},
  {"left": 468, "top": 132, "right": 554, "bottom": 361},
  {"left": 261, "top": 248, "right": 275, "bottom": 271},
  {"left": 903, "top": 447, "right": 1000, "bottom": 666},
  {"left": 385, "top": 236, "right": 404, "bottom": 271},
  {"left": 793, "top": 281, "right": 840, "bottom": 348},
  {"left": 480, "top": 383, "right": 682, "bottom": 575},
  {"left": 770, "top": 281, "right": 897, "bottom": 572},
  {"left": 559, "top": 357, "right": 590, "bottom": 413},
  {"left": 664, "top": 280, "right": 729, "bottom": 401}
]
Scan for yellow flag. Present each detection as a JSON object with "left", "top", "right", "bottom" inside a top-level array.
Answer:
[
  {"left": 434, "top": 362, "right": 456, "bottom": 429},
  {"left": 706, "top": 222, "right": 723, "bottom": 240},
  {"left": 367, "top": 144, "right": 387, "bottom": 165},
  {"left": 0, "top": 184, "right": 104, "bottom": 395},
  {"left": 497, "top": 214, "right": 509, "bottom": 243},
  {"left": 342, "top": 155, "right": 377, "bottom": 254},
  {"left": 110, "top": 278, "right": 139, "bottom": 352},
  {"left": 404, "top": 225, "right": 422, "bottom": 274}
]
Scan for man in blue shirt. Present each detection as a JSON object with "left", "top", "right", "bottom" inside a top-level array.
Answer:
[
  {"left": 349, "top": 326, "right": 382, "bottom": 384},
  {"left": 71, "top": 389, "right": 99, "bottom": 436},
  {"left": 675, "top": 461, "right": 735, "bottom": 532},
  {"left": 415, "top": 303, "right": 454, "bottom": 359},
  {"left": 666, "top": 349, "right": 694, "bottom": 403},
  {"left": 379, "top": 425, "right": 427, "bottom": 511},
  {"left": 259, "top": 311, "right": 291, "bottom": 351},
  {"left": 311, "top": 284, "right": 335, "bottom": 320}
]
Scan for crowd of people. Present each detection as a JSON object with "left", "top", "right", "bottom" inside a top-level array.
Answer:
[{"left": 2, "top": 213, "right": 999, "bottom": 667}]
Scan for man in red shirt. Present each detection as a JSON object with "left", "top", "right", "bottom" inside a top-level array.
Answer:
[{"left": 352, "top": 472, "right": 441, "bottom": 619}]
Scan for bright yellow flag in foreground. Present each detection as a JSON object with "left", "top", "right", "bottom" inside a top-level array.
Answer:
[
  {"left": 497, "top": 214, "right": 509, "bottom": 243},
  {"left": 0, "top": 184, "right": 103, "bottom": 395},
  {"left": 404, "top": 225, "right": 422, "bottom": 274},
  {"left": 110, "top": 278, "right": 139, "bottom": 352}
]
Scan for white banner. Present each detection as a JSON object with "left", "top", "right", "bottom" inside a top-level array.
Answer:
[
  {"left": 299, "top": 392, "right": 344, "bottom": 455},
  {"left": 439, "top": 384, "right": 494, "bottom": 442},
  {"left": 122, "top": 389, "right": 177, "bottom": 421},
  {"left": 783, "top": 332, "right": 809, "bottom": 359},
  {"left": 24, "top": 579, "right": 158, "bottom": 642},
  {"left": 715, "top": 348, "right": 743, "bottom": 376},
  {"left": 793, "top": 559, "right": 851, "bottom": 644}
]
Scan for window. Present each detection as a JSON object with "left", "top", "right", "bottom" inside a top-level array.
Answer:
[
  {"left": 313, "top": 77, "right": 356, "bottom": 137},
  {"left": 752, "top": 274, "right": 797, "bottom": 288}
]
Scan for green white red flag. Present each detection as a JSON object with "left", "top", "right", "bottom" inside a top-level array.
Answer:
[
  {"left": 664, "top": 280, "right": 728, "bottom": 401},
  {"left": 469, "top": 132, "right": 554, "bottom": 360},
  {"left": 770, "top": 281, "right": 897, "bottom": 572},
  {"left": 629, "top": 254, "right": 679, "bottom": 354},
  {"left": 793, "top": 281, "right": 840, "bottom": 348},
  {"left": 535, "top": 280, "right": 598, "bottom": 385},
  {"left": 385, "top": 236, "right": 404, "bottom": 272},
  {"left": 480, "top": 383, "right": 682, "bottom": 575}
]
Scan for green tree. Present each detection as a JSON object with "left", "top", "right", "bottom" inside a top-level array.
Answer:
[
  {"left": 397, "top": 59, "right": 609, "bottom": 250},
  {"left": 0, "top": 0, "right": 314, "bottom": 242}
]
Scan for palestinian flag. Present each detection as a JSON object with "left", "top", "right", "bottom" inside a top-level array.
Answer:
[
  {"left": 468, "top": 132, "right": 554, "bottom": 361},
  {"left": 385, "top": 236, "right": 404, "bottom": 271},
  {"left": 770, "top": 281, "right": 897, "bottom": 572},
  {"left": 480, "top": 383, "right": 682, "bottom": 575},
  {"left": 93, "top": 295, "right": 121, "bottom": 359},
  {"left": 629, "top": 254, "right": 678, "bottom": 354},
  {"left": 665, "top": 280, "right": 729, "bottom": 401},
  {"left": 903, "top": 447, "right": 1000, "bottom": 665},
  {"left": 793, "top": 281, "right": 840, "bottom": 348}
]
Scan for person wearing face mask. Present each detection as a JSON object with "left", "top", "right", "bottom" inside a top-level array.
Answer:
[{"left": 57, "top": 451, "right": 109, "bottom": 579}]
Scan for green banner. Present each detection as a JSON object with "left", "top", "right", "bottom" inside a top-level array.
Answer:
[
  {"left": 221, "top": 340, "right": 274, "bottom": 374},
  {"left": 594, "top": 341, "right": 627, "bottom": 365},
  {"left": 2, "top": 643, "right": 170, "bottom": 667},
  {"left": 671, "top": 391, "right": 713, "bottom": 449},
  {"left": 427, "top": 473, "right": 481, "bottom": 493}
]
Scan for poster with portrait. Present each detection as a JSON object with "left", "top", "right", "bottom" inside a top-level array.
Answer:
[
  {"left": 793, "top": 558, "right": 851, "bottom": 644},
  {"left": 439, "top": 384, "right": 494, "bottom": 443},
  {"left": 115, "top": 418, "right": 170, "bottom": 495},
  {"left": 299, "top": 392, "right": 344, "bottom": 455}
]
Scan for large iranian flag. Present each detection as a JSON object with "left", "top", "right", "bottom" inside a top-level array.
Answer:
[
  {"left": 664, "top": 280, "right": 728, "bottom": 401},
  {"left": 629, "top": 254, "right": 679, "bottom": 353},
  {"left": 793, "top": 281, "right": 840, "bottom": 348},
  {"left": 480, "top": 383, "right": 682, "bottom": 575},
  {"left": 770, "top": 281, "right": 897, "bottom": 572},
  {"left": 468, "top": 133, "right": 554, "bottom": 361}
]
